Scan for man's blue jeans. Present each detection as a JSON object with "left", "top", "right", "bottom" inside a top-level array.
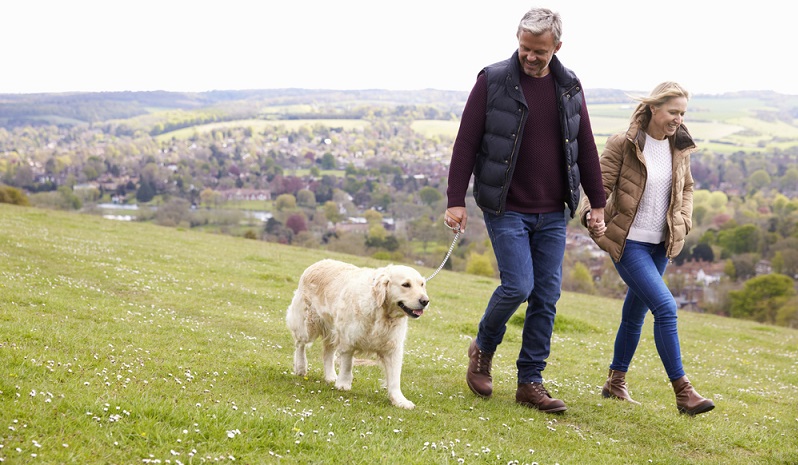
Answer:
[
  {"left": 477, "top": 210, "right": 566, "bottom": 384},
  {"left": 611, "top": 240, "right": 685, "bottom": 380}
]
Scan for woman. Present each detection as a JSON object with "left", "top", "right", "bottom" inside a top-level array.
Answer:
[{"left": 578, "top": 81, "right": 714, "bottom": 416}]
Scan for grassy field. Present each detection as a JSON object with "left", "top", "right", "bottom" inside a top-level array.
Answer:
[
  {"left": 156, "top": 119, "right": 371, "bottom": 141},
  {"left": 411, "top": 120, "right": 460, "bottom": 139},
  {"left": 1, "top": 204, "right": 796, "bottom": 464}
]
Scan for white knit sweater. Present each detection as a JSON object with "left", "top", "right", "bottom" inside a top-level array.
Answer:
[{"left": 628, "top": 134, "right": 672, "bottom": 243}]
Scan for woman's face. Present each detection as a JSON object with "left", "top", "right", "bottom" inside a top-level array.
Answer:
[{"left": 648, "top": 96, "right": 688, "bottom": 140}]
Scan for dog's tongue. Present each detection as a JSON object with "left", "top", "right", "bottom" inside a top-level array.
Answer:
[{"left": 413, "top": 309, "right": 424, "bottom": 316}]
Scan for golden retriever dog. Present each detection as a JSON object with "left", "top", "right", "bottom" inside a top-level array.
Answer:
[{"left": 286, "top": 259, "right": 429, "bottom": 409}]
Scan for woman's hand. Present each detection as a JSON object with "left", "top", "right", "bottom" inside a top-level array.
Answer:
[{"left": 586, "top": 209, "right": 606, "bottom": 237}]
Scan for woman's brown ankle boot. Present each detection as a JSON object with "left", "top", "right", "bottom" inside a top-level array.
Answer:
[
  {"left": 672, "top": 376, "right": 715, "bottom": 416},
  {"left": 601, "top": 369, "right": 640, "bottom": 405}
]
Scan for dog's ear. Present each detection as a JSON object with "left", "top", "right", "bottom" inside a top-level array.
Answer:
[{"left": 372, "top": 268, "right": 390, "bottom": 306}]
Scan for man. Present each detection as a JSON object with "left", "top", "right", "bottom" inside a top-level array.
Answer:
[{"left": 444, "top": 7, "right": 606, "bottom": 413}]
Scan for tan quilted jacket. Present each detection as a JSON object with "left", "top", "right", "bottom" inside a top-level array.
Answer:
[{"left": 578, "top": 119, "right": 696, "bottom": 262}]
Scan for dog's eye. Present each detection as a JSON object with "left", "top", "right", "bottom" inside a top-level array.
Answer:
[{"left": 402, "top": 282, "right": 411, "bottom": 288}]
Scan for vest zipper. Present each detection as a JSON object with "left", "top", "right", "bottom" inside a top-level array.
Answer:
[{"left": 501, "top": 107, "right": 526, "bottom": 214}]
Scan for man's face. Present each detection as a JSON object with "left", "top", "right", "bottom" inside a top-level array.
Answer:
[{"left": 517, "top": 30, "right": 561, "bottom": 78}]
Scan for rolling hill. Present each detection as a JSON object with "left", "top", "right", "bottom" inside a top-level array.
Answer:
[{"left": 1, "top": 203, "right": 796, "bottom": 463}]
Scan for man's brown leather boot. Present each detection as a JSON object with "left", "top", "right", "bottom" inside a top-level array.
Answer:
[
  {"left": 466, "top": 340, "right": 493, "bottom": 398},
  {"left": 516, "top": 382, "right": 567, "bottom": 413}
]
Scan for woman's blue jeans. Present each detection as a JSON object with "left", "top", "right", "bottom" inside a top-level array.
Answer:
[
  {"left": 478, "top": 210, "right": 566, "bottom": 384},
  {"left": 611, "top": 240, "right": 685, "bottom": 381}
]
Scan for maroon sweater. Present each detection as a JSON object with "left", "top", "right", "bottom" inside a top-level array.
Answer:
[{"left": 447, "top": 71, "right": 606, "bottom": 214}]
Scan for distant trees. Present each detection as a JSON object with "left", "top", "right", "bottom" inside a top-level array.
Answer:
[
  {"left": 465, "top": 252, "right": 494, "bottom": 277},
  {"left": 296, "top": 189, "right": 316, "bottom": 208},
  {"left": 746, "top": 169, "right": 772, "bottom": 194},
  {"left": 319, "top": 153, "right": 336, "bottom": 170},
  {"left": 264, "top": 217, "right": 293, "bottom": 244},
  {"left": 717, "top": 224, "right": 760, "bottom": 257},
  {"left": 155, "top": 198, "right": 191, "bottom": 227},
  {"left": 729, "top": 274, "right": 796, "bottom": 325},
  {"left": 568, "top": 262, "right": 596, "bottom": 294},
  {"left": 285, "top": 214, "right": 308, "bottom": 235},
  {"left": 274, "top": 194, "right": 297, "bottom": 211},
  {"left": 323, "top": 201, "right": 343, "bottom": 224},
  {"left": 770, "top": 243, "right": 798, "bottom": 277},
  {"left": 418, "top": 186, "right": 443, "bottom": 207},
  {"left": 692, "top": 242, "right": 715, "bottom": 262},
  {"left": 148, "top": 110, "right": 229, "bottom": 136},
  {"left": 199, "top": 188, "right": 223, "bottom": 207},
  {"left": 0, "top": 185, "right": 29, "bottom": 206},
  {"left": 136, "top": 180, "right": 156, "bottom": 203},
  {"left": 28, "top": 187, "right": 81, "bottom": 210},
  {"left": 780, "top": 167, "right": 798, "bottom": 191}
]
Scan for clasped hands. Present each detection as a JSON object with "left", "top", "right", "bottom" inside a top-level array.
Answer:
[{"left": 586, "top": 208, "right": 606, "bottom": 238}]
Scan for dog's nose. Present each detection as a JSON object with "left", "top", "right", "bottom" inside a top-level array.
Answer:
[{"left": 419, "top": 298, "right": 429, "bottom": 307}]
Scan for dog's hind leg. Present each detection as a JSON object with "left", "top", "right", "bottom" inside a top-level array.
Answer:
[
  {"left": 286, "top": 290, "right": 312, "bottom": 376},
  {"left": 381, "top": 349, "right": 414, "bottom": 409},
  {"left": 334, "top": 349, "right": 354, "bottom": 391},
  {"left": 321, "top": 337, "right": 338, "bottom": 383},
  {"left": 292, "top": 340, "right": 308, "bottom": 376}
]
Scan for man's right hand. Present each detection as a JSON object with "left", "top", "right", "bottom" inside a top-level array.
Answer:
[
  {"left": 445, "top": 207, "right": 467, "bottom": 233},
  {"left": 586, "top": 208, "right": 606, "bottom": 237}
]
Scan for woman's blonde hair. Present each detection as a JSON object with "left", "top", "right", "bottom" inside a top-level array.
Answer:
[{"left": 629, "top": 81, "right": 690, "bottom": 128}]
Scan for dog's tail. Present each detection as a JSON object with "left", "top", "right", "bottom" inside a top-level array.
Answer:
[{"left": 285, "top": 288, "right": 311, "bottom": 342}]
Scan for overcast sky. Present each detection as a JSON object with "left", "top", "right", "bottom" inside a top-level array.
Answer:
[{"left": 4, "top": 1, "right": 796, "bottom": 96}]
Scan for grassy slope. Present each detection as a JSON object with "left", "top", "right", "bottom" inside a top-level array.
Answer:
[{"left": 0, "top": 204, "right": 796, "bottom": 464}]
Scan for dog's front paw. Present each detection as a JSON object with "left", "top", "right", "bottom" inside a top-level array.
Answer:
[
  {"left": 390, "top": 396, "right": 415, "bottom": 410},
  {"left": 293, "top": 363, "right": 308, "bottom": 376},
  {"left": 293, "top": 353, "right": 308, "bottom": 376},
  {"left": 335, "top": 381, "right": 352, "bottom": 391}
]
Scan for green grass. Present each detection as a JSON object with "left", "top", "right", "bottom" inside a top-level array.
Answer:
[
  {"left": 411, "top": 120, "right": 460, "bottom": 138},
  {"left": 1, "top": 204, "right": 796, "bottom": 464}
]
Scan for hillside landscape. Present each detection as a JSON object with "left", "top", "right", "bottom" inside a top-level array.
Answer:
[
  {"left": 1, "top": 88, "right": 797, "bottom": 328},
  {"left": 0, "top": 204, "right": 796, "bottom": 464}
]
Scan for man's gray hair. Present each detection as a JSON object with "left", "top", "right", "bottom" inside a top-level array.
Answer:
[{"left": 517, "top": 7, "right": 562, "bottom": 44}]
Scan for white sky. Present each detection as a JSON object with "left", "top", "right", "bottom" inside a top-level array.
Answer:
[{"left": 4, "top": 0, "right": 796, "bottom": 96}]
